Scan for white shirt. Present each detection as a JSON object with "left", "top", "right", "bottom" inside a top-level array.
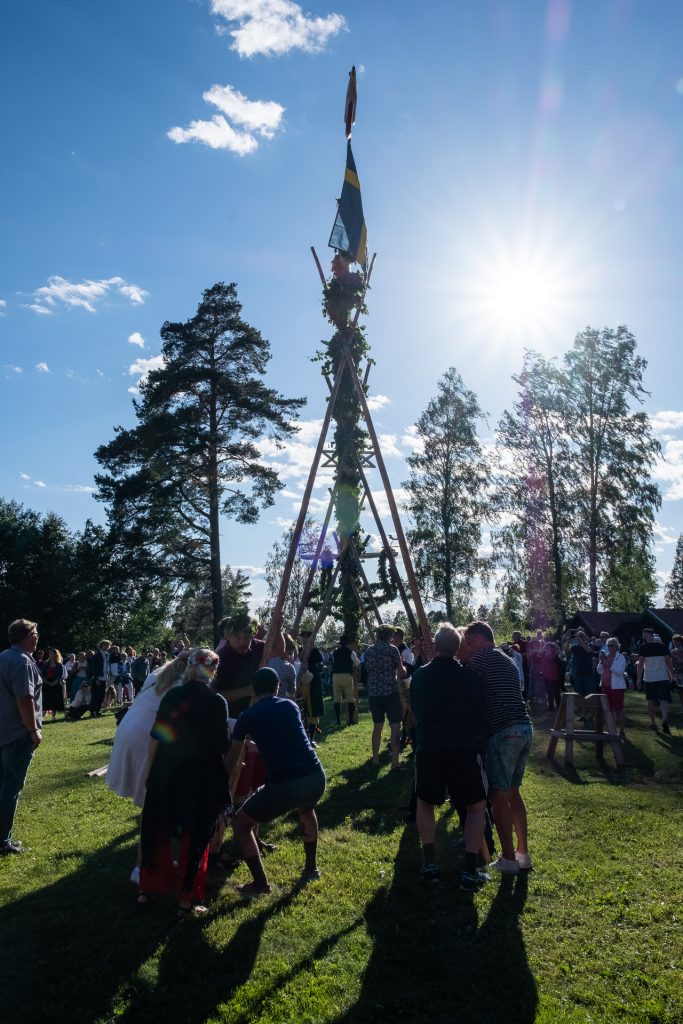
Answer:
[{"left": 608, "top": 651, "right": 627, "bottom": 690}]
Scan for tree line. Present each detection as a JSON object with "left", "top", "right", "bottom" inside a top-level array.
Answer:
[{"left": 2, "top": 282, "right": 680, "bottom": 649}]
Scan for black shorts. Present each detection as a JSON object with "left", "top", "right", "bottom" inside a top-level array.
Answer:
[
  {"left": 240, "top": 767, "right": 326, "bottom": 824},
  {"left": 368, "top": 692, "right": 403, "bottom": 725},
  {"left": 415, "top": 749, "right": 488, "bottom": 807},
  {"left": 645, "top": 680, "right": 672, "bottom": 703}
]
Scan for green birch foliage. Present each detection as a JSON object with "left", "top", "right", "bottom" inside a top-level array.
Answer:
[
  {"left": 563, "top": 326, "right": 660, "bottom": 611},
  {"left": 665, "top": 534, "right": 683, "bottom": 607},
  {"left": 492, "top": 351, "right": 585, "bottom": 631},
  {"left": 403, "top": 367, "right": 490, "bottom": 623}
]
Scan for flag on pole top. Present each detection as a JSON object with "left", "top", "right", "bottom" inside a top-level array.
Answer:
[
  {"left": 328, "top": 141, "right": 367, "bottom": 267},
  {"left": 344, "top": 66, "right": 357, "bottom": 139}
]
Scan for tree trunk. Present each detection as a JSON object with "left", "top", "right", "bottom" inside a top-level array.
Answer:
[
  {"left": 547, "top": 459, "right": 566, "bottom": 631},
  {"left": 208, "top": 385, "right": 223, "bottom": 647}
]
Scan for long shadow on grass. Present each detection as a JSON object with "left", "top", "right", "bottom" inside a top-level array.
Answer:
[
  {"left": 331, "top": 827, "right": 537, "bottom": 1024},
  {"left": 119, "top": 894, "right": 368, "bottom": 1024},
  {"left": 0, "top": 829, "right": 170, "bottom": 1024},
  {"left": 317, "top": 759, "right": 413, "bottom": 835}
]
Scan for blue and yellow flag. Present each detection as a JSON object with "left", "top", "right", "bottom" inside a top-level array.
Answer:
[{"left": 328, "top": 142, "right": 367, "bottom": 267}]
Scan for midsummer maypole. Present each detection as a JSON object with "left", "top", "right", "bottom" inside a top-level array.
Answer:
[{"left": 316, "top": 66, "right": 371, "bottom": 643}]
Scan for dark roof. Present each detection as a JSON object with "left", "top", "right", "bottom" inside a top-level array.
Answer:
[
  {"left": 646, "top": 608, "right": 683, "bottom": 637},
  {"left": 566, "top": 608, "right": 683, "bottom": 640},
  {"left": 568, "top": 611, "right": 640, "bottom": 635}
]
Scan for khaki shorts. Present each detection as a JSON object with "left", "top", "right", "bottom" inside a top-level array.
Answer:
[{"left": 333, "top": 673, "right": 355, "bottom": 703}]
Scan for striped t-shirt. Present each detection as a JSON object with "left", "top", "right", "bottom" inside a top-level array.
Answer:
[{"left": 468, "top": 647, "right": 531, "bottom": 738}]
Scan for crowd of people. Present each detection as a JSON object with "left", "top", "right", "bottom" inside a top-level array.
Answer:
[{"left": 1, "top": 611, "right": 681, "bottom": 914}]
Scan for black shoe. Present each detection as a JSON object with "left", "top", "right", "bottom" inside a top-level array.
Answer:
[
  {"left": 0, "top": 840, "right": 25, "bottom": 856},
  {"left": 662, "top": 721, "right": 671, "bottom": 735}
]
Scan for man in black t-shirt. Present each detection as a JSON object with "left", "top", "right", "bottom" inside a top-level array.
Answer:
[
  {"left": 411, "top": 623, "right": 488, "bottom": 892},
  {"left": 637, "top": 628, "right": 674, "bottom": 734}
]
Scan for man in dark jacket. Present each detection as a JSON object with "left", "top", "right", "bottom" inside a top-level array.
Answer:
[{"left": 411, "top": 623, "right": 488, "bottom": 891}]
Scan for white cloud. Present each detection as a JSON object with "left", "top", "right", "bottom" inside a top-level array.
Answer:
[
  {"left": 233, "top": 564, "right": 266, "bottom": 577},
  {"left": 275, "top": 516, "right": 294, "bottom": 529},
  {"left": 651, "top": 411, "right": 683, "bottom": 500},
  {"left": 0, "top": 299, "right": 6, "bottom": 314},
  {"left": 20, "top": 473, "right": 30, "bottom": 480},
  {"left": 35, "top": 361, "right": 50, "bottom": 374},
  {"left": 378, "top": 433, "right": 401, "bottom": 458},
  {"left": 400, "top": 424, "right": 424, "bottom": 454},
  {"left": 129, "top": 355, "right": 164, "bottom": 379},
  {"left": 168, "top": 85, "right": 285, "bottom": 156},
  {"left": 654, "top": 439, "right": 683, "bottom": 500},
  {"left": 367, "top": 393, "right": 392, "bottom": 412},
  {"left": 128, "top": 385, "right": 140, "bottom": 396},
  {"left": 31, "top": 275, "right": 149, "bottom": 314},
  {"left": 128, "top": 331, "right": 145, "bottom": 348},
  {"left": 211, "top": 0, "right": 346, "bottom": 58},
  {"left": 653, "top": 522, "right": 677, "bottom": 545},
  {"left": 369, "top": 486, "right": 409, "bottom": 520},
  {"left": 651, "top": 410, "right": 683, "bottom": 434},
  {"left": 259, "top": 418, "right": 333, "bottom": 487},
  {"left": 34, "top": 480, "right": 46, "bottom": 488},
  {"left": 62, "top": 484, "right": 95, "bottom": 494},
  {"left": 4, "top": 364, "right": 22, "bottom": 374},
  {"left": 203, "top": 84, "right": 284, "bottom": 137},
  {"left": 168, "top": 115, "right": 259, "bottom": 155}
]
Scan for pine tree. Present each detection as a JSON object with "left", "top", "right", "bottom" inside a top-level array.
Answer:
[
  {"left": 95, "top": 283, "right": 304, "bottom": 644},
  {"left": 403, "top": 368, "right": 490, "bottom": 622},
  {"left": 665, "top": 534, "right": 683, "bottom": 607}
]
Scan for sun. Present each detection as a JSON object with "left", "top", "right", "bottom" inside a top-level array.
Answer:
[{"left": 458, "top": 228, "right": 586, "bottom": 350}]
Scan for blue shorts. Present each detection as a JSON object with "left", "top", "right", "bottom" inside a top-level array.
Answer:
[{"left": 486, "top": 722, "right": 533, "bottom": 791}]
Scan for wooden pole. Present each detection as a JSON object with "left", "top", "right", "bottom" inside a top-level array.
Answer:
[
  {"left": 351, "top": 449, "right": 419, "bottom": 634},
  {"left": 349, "top": 572, "right": 376, "bottom": 637},
  {"left": 290, "top": 483, "right": 338, "bottom": 636},
  {"left": 299, "top": 556, "right": 343, "bottom": 670},
  {"left": 345, "top": 357, "right": 433, "bottom": 652},
  {"left": 311, "top": 246, "right": 326, "bottom": 287},
  {"left": 348, "top": 536, "right": 382, "bottom": 623},
  {"left": 261, "top": 348, "right": 349, "bottom": 665}
]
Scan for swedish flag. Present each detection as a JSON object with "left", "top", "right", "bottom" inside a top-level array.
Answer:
[{"left": 328, "top": 142, "right": 367, "bottom": 267}]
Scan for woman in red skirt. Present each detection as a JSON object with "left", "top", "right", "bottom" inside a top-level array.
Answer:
[{"left": 139, "top": 648, "right": 230, "bottom": 917}]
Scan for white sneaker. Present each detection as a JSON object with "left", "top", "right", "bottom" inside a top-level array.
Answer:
[
  {"left": 492, "top": 856, "right": 520, "bottom": 875},
  {"left": 515, "top": 851, "right": 533, "bottom": 871},
  {"left": 129, "top": 866, "right": 140, "bottom": 886}
]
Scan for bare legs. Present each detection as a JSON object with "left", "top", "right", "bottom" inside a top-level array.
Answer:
[{"left": 490, "top": 786, "right": 528, "bottom": 860}]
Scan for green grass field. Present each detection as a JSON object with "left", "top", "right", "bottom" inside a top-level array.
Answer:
[{"left": 1, "top": 692, "right": 682, "bottom": 1024}]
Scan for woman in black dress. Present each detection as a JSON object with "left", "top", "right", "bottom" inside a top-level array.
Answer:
[
  {"left": 42, "top": 648, "right": 65, "bottom": 719},
  {"left": 139, "top": 648, "right": 230, "bottom": 916}
]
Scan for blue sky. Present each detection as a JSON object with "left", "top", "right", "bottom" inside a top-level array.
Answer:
[{"left": 2, "top": 0, "right": 683, "bottom": 611}]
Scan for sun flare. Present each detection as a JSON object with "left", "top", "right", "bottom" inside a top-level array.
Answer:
[{"left": 459, "top": 230, "right": 585, "bottom": 350}]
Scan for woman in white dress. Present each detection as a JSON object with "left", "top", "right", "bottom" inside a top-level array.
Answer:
[{"left": 107, "top": 653, "right": 189, "bottom": 882}]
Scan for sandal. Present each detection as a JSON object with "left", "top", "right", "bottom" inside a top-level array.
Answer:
[{"left": 177, "top": 904, "right": 208, "bottom": 919}]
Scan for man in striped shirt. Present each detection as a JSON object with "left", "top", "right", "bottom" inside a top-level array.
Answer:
[{"left": 460, "top": 621, "right": 533, "bottom": 875}]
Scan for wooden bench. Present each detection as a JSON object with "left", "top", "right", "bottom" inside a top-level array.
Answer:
[{"left": 546, "top": 692, "right": 624, "bottom": 768}]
